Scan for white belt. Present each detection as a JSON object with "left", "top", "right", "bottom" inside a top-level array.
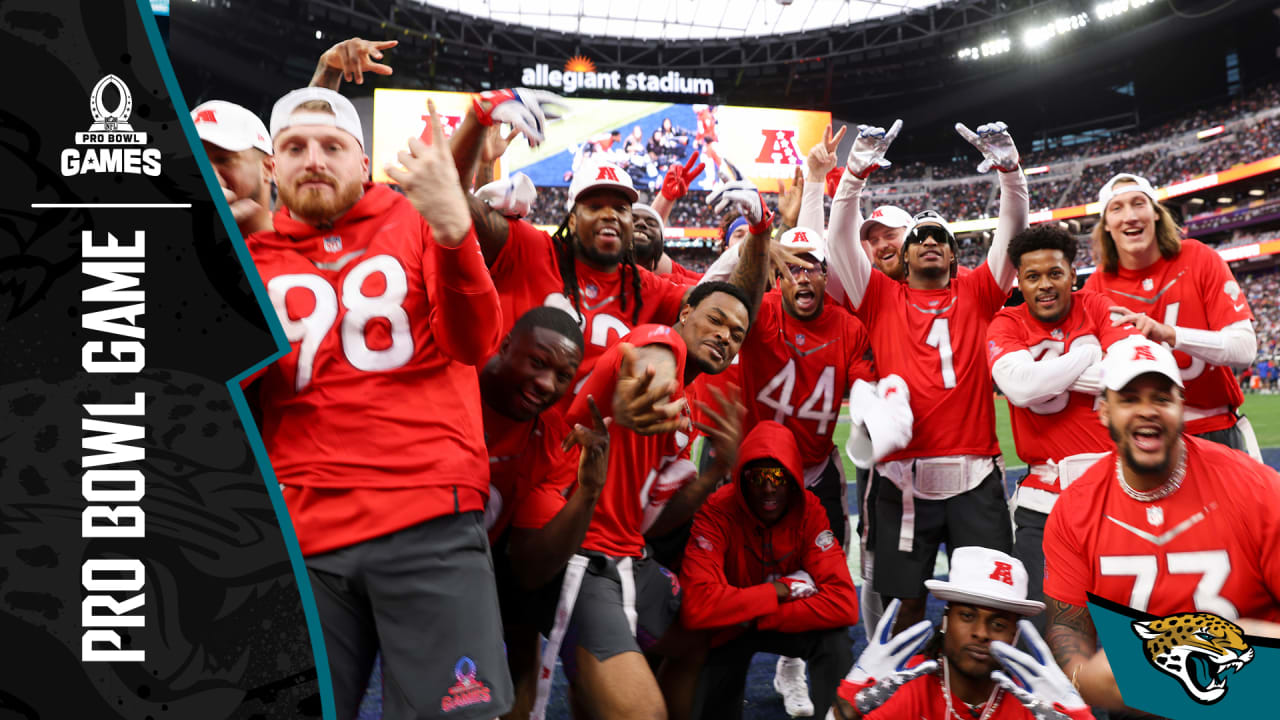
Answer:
[
  {"left": 1184, "top": 404, "right": 1230, "bottom": 422},
  {"left": 876, "top": 455, "right": 996, "bottom": 553},
  {"left": 532, "top": 554, "right": 589, "bottom": 720},
  {"left": 1020, "top": 451, "right": 1108, "bottom": 515}
]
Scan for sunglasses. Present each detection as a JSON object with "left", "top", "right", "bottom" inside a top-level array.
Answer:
[
  {"left": 743, "top": 466, "right": 789, "bottom": 489},
  {"left": 784, "top": 263, "right": 826, "bottom": 278}
]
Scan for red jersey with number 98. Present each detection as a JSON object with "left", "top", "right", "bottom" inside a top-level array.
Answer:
[
  {"left": 1082, "top": 239, "right": 1251, "bottom": 434},
  {"left": 847, "top": 263, "right": 1009, "bottom": 461},
  {"left": 1044, "top": 436, "right": 1280, "bottom": 620},
  {"left": 740, "top": 292, "right": 876, "bottom": 469},
  {"left": 490, "top": 220, "right": 688, "bottom": 411},
  {"left": 247, "top": 185, "right": 502, "bottom": 554}
]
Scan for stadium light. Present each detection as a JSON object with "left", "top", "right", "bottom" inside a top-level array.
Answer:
[
  {"left": 1023, "top": 13, "right": 1089, "bottom": 49},
  {"left": 957, "top": 37, "right": 1011, "bottom": 60},
  {"left": 1217, "top": 196, "right": 1233, "bottom": 204},
  {"left": 1096, "top": 0, "right": 1157, "bottom": 21},
  {"left": 1024, "top": 165, "right": 1050, "bottom": 175},
  {"left": 1197, "top": 125, "right": 1226, "bottom": 140},
  {"left": 1249, "top": 188, "right": 1266, "bottom": 197}
]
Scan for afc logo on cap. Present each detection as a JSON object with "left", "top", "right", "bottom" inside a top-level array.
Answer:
[
  {"left": 596, "top": 165, "right": 620, "bottom": 181},
  {"left": 1132, "top": 345, "right": 1157, "bottom": 362},
  {"left": 989, "top": 560, "right": 1015, "bottom": 586}
]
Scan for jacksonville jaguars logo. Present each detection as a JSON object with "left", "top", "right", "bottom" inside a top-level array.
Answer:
[{"left": 1131, "top": 612, "right": 1253, "bottom": 704}]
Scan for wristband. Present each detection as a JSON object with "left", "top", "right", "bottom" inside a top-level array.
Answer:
[
  {"left": 471, "top": 89, "right": 515, "bottom": 127},
  {"left": 747, "top": 190, "right": 774, "bottom": 235}
]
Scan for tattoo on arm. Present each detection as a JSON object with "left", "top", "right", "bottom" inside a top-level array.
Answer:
[
  {"left": 729, "top": 229, "right": 770, "bottom": 320},
  {"left": 1046, "top": 598, "right": 1098, "bottom": 670},
  {"left": 466, "top": 193, "right": 510, "bottom": 266}
]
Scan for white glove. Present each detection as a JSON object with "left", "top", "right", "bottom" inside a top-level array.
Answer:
[
  {"left": 846, "top": 119, "right": 902, "bottom": 179},
  {"left": 990, "top": 620, "right": 1087, "bottom": 718},
  {"left": 779, "top": 570, "right": 818, "bottom": 599},
  {"left": 474, "top": 172, "right": 537, "bottom": 218},
  {"left": 843, "top": 599, "right": 938, "bottom": 714},
  {"left": 472, "top": 88, "right": 567, "bottom": 147},
  {"left": 707, "top": 179, "right": 771, "bottom": 228},
  {"left": 955, "top": 121, "right": 1020, "bottom": 173},
  {"left": 846, "top": 375, "right": 914, "bottom": 469}
]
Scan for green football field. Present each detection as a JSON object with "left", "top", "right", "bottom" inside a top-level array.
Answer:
[{"left": 831, "top": 391, "right": 1280, "bottom": 475}]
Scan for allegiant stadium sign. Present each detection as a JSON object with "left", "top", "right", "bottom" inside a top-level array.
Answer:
[{"left": 521, "top": 57, "right": 714, "bottom": 96}]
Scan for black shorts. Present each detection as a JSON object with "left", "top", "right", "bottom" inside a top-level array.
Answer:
[
  {"left": 1012, "top": 504, "right": 1048, "bottom": 635},
  {"left": 561, "top": 551, "right": 681, "bottom": 674},
  {"left": 871, "top": 467, "right": 1012, "bottom": 599},
  {"left": 808, "top": 450, "right": 850, "bottom": 550},
  {"left": 306, "top": 511, "right": 513, "bottom": 720}
]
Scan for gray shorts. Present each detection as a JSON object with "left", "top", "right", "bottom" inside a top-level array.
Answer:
[
  {"left": 306, "top": 511, "right": 513, "bottom": 720},
  {"left": 561, "top": 550, "right": 681, "bottom": 675}
]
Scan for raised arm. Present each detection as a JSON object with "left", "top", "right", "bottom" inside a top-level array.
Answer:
[
  {"left": 309, "top": 37, "right": 397, "bottom": 90},
  {"left": 826, "top": 121, "right": 900, "bottom": 311},
  {"left": 955, "top": 121, "right": 1027, "bottom": 290},
  {"left": 799, "top": 124, "right": 845, "bottom": 233},
  {"left": 651, "top": 152, "right": 705, "bottom": 223},
  {"left": 706, "top": 179, "right": 776, "bottom": 321}
]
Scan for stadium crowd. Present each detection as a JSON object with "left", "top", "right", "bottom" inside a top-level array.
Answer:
[{"left": 191, "top": 36, "right": 1280, "bottom": 720}]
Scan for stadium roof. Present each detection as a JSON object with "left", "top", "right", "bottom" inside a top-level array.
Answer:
[{"left": 410, "top": 0, "right": 946, "bottom": 40}]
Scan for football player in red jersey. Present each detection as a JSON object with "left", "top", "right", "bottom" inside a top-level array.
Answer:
[
  {"left": 825, "top": 120, "right": 1030, "bottom": 634},
  {"left": 986, "top": 224, "right": 1139, "bottom": 633},
  {"left": 247, "top": 89, "right": 509, "bottom": 719},
  {"left": 1043, "top": 336, "right": 1280, "bottom": 711},
  {"left": 1083, "top": 173, "right": 1259, "bottom": 459},
  {"left": 681, "top": 421, "right": 860, "bottom": 720}
]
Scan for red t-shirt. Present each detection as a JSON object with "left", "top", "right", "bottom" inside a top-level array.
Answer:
[
  {"left": 483, "top": 405, "right": 578, "bottom": 544},
  {"left": 862, "top": 665, "right": 1095, "bottom": 720},
  {"left": 847, "top": 262, "right": 1010, "bottom": 460},
  {"left": 740, "top": 292, "right": 876, "bottom": 469},
  {"left": 1044, "top": 435, "right": 1280, "bottom": 620},
  {"left": 249, "top": 184, "right": 501, "bottom": 555},
  {"left": 566, "top": 325, "right": 692, "bottom": 558},
  {"left": 987, "top": 291, "right": 1135, "bottom": 478},
  {"left": 1082, "top": 239, "right": 1251, "bottom": 434},
  {"left": 490, "top": 220, "right": 688, "bottom": 408}
]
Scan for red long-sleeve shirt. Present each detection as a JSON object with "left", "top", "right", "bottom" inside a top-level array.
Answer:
[
  {"left": 680, "top": 421, "right": 859, "bottom": 646},
  {"left": 247, "top": 183, "right": 502, "bottom": 555}
]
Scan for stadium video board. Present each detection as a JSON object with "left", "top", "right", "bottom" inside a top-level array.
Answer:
[{"left": 372, "top": 89, "right": 831, "bottom": 192}]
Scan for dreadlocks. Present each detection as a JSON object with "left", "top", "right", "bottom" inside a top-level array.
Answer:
[{"left": 551, "top": 211, "right": 645, "bottom": 326}]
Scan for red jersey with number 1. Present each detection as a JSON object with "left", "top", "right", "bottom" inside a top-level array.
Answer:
[
  {"left": 1043, "top": 435, "right": 1280, "bottom": 620},
  {"left": 1082, "top": 239, "right": 1251, "bottom": 434},
  {"left": 490, "top": 220, "right": 688, "bottom": 408},
  {"left": 847, "top": 263, "right": 1009, "bottom": 461},
  {"left": 986, "top": 291, "right": 1135, "bottom": 470},
  {"left": 740, "top": 292, "right": 876, "bottom": 469},
  {"left": 566, "top": 325, "right": 692, "bottom": 558}
]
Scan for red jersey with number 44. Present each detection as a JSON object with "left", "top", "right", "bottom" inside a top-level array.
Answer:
[
  {"left": 987, "top": 291, "right": 1136, "bottom": 470},
  {"left": 741, "top": 292, "right": 876, "bottom": 469},
  {"left": 490, "top": 220, "right": 688, "bottom": 407},
  {"left": 1043, "top": 436, "right": 1280, "bottom": 621},
  {"left": 848, "top": 263, "right": 1009, "bottom": 461},
  {"left": 248, "top": 184, "right": 501, "bottom": 554},
  {"left": 1082, "top": 239, "right": 1251, "bottom": 434},
  {"left": 566, "top": 325, "right": 692, "bottom": 558}
]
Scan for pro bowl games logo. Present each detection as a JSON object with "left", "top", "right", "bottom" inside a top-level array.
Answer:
[
  {"left": 62, "top": 74, "right": 161, "bottom": 177},
  {"left": 440, "top": 656, "right": 491, "bottom": 712},
  {"left": 1131, "top": 612, "right": 1254, "bottom": 704}
]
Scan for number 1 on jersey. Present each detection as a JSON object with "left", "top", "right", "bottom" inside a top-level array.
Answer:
[{"left": 927, "top": 318, "right": 957, "bottom": 389}]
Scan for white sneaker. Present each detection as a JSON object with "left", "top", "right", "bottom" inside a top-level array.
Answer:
[{"left": 773, "top": 656, "right": 814, "bottom": 717}]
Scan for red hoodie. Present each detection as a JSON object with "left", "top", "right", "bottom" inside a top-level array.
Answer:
[{"left": 680, "top": 421, "right": 859, "bottom": 646}]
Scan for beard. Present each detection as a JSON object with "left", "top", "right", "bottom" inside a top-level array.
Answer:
[
  {"left": 632, "top": 232, "right": 663, "bottom": 266},
  {"left": 279, "top": 175, "right": 363, "bottom": 226},
  {"left": 1108, "top": 420, "right": 1183, "bottom": 475},
  {"left": 576, "top": 236, "right": 624, "bottom": 267}
]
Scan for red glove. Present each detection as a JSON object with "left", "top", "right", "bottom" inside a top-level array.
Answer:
[
  {"left": 660, "top": 151, "right": 706, "bottom": 201},
  {"left": 825, "top": 166, "right": 845, "bottom": 197}
]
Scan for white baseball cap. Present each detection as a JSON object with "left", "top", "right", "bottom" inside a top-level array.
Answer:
[
  {"left": 1098, "top": 173, "right": 1158, "bottom": 216},
  {"left": 191, "top": 100, "right": 272, "bottom": 155},
  {"left": 778, "top": 226, "right": 826, "bottom": 263},
  {"left": 632, "top": 203, "right": 665, "bottom": 239},
  {"left": 269, "top": 87, "right": 365, "bottom": 151},
  {"left": 860, "top": 205, "right": 914, "bottom": 242},
  {"left": 924, "top": 547, "right": 1044, "bottom": 616},
  {"left": 568, "top": 158, "right": 638, "bottom": 205},
  {"left": 1101, "top": 335, "right": 1184, "bottom": 392}
]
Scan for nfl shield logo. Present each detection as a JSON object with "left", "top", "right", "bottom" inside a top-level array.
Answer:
[
  {"left": 323, "top": 236, "right": 342, "bottom": 253},
  {"left": 1146, "top": 506, "right": 1164, "bottom": 527},
  {"left": 1050, "top": 329, "right": 1064, "bottom": 340},
  {"left": 796, "top": 333, "right": 805, "bottom": 345},
  {"left": 1141, "top": 278, "right": 1154, "bottom": 292},
  {"left": 583, "top": 283, "right": 598, "bottom": 299}
]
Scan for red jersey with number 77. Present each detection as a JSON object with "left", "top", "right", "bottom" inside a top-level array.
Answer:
[
  {"left": 489, "top": 220, "right": 688, "bottom": 410},
  {"left": 1043, "top": 435, "right": 1280, "bottom": 620},
  {"left": 1081, "top": 239, "right": 1251, "bottom": 435},
  {"left": 846, "top": 262, "right": 1009, "bottom": 461},
  {"left": 986, "top": 291, "right": 1136, "bottom": 471},
  {"left": 740, "top": 291, "right": 876, "bottom": 469}
]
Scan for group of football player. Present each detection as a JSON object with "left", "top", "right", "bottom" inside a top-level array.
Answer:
[{"left": 194, "top": 37, "right": 1280, "bottom": 720}]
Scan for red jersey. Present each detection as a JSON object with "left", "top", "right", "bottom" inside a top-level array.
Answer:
[
  {"left": 987, "top": 291, "right": 1135, "bottom": 473},
  {"left": 860, "top": 663, "right": 1094, "bottom": 720},
  {"left": 696, "top": 108, "right": 717, "bottom": 143},
  {"left": 740, "top": 292, "right": 876, "bottom": 469},
  {"left": 566, "top": 325, "right": 692, "bottom": 557},
  {"left": 661, "top": 260, "right": 704, "bottom": 286},
  {"left": 1044, "top": 436, "right": 1280, "bottom": 620},
  {"left": 483, "top": 404, "right": 578, "bottom": 545},
  {"left": 1082, "top": 239, "right": 1251, "bottom": 434},
  {"left": 848, "top": 262, "right": 1009, "bottom": 460},
  {"left": 249, "top": 184, "right": 501, "bottom": 555},
  {"left": 680, "top": 421, "right": 859, "bottom": 646},
  {"left": 490, "top": 220, "right": 688, "bottom": 406}
]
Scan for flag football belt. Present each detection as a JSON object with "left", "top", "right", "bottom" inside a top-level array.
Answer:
[
  {"left": 1019, "top": 451, "right": 1109, "bottom": 515},
  {"left": 876, "top": 455, "right": 994, "bottom": 553}
]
